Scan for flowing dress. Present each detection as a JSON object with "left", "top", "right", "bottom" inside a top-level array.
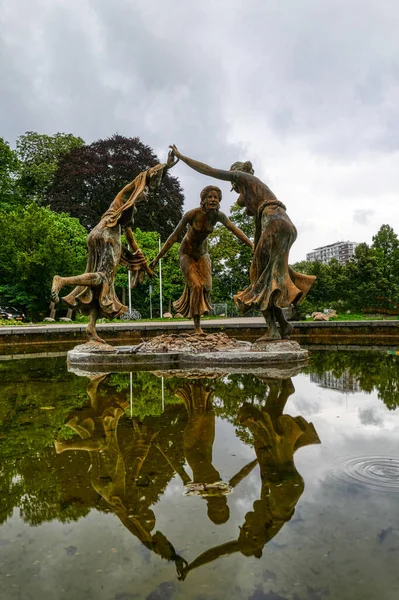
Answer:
[
  {"left": 234, "top": 199, "right": 316, "bottom": 312},
  {"left": 62, "top": 168, "right": 161, "bottom": 318},
  {"left": 173, "top": 224, "right": 213, "bottom": 318}
]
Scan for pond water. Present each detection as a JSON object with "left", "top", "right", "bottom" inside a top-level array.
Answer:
[{"left": 1, "top": 349, "right": 399, "bottom": 600}]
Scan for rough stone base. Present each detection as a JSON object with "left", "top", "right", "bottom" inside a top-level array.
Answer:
[
  {"left": 72, "top": 341, "right": 117, "bottom": 354},
  {"left": 137, "top": 332, "right": 251, "bottom": 354},
  {"left": 251, "top": 339, "right": 306, "bottom": 357},
  {"left": 67, "top": 332, "right": 308, "bottom": 371}
]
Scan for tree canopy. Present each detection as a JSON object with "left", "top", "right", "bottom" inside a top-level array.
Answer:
[
  {"left": 16, "top": 131, "right": 85, "bottom": 201},
  {"left": 0, "top": 204, "right": 87, "bottom": 317},
  {"left": 46, "top": 134, "right": 185, "bottom": 237},
  {"left": 209, "top": 204, "right": 254, "bottom": 307},
  {"left": 292, "top": 224, "right": 399, "bottom": 315},
  {"left": 0, "top": 137, "right": 21, "bottom": 211}
]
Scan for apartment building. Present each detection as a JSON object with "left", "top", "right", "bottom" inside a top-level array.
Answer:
[{"left": 306, "top": 241, "right": 359, "bottom": 265}]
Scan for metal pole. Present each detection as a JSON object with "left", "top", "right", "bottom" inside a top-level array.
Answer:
[
  {"left": 149, "top": 284, "right": 153, "bottom": 319},
  {"left": 161, "top": 376, "right": 165, "bottom": 412},
  {"left": 127, "top": 239, "right": 132, "bottom": 316},
  {"left": 158, "top": 237, "right": 163, "bottom": 318},
  {"left": 128, "top": 271, "right": 132, "bottom": 314},
  {"left": 130, "top": 372, "right": 133, "bottom": 417}
]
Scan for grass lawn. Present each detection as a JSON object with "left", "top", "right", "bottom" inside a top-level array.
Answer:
[{"left": 305, "top": 313, "right": 398, "bottom": 321}]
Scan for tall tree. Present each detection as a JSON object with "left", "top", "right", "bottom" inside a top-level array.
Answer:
[
  {"left": 209, "top": 204, "right": 254, "bottom": 304},
  {"left": 0, "top": 204, "right": 87, "bottom": 317},
  {"left": 370, "top": 225, "right": 399, "bottom": 311},
  {"left": 0, "top": 137, "right": 21, "bottom": 211},
  {"left": 16, "top": 131, "right": 85, "bottom": 201},
  {"left": 47, "top": 134, "right": 185, "bottom": 237}
]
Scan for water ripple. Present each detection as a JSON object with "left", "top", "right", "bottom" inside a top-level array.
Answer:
[{"left": 333, "top": 456, "right": 399, "bottom": 493}]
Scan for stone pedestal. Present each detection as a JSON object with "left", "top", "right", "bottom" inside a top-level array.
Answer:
[{"left": 67, "top": 332, "right": 309, "bottom": 372}]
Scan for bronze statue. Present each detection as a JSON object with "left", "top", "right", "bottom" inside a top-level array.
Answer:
[
  {"left": 169, "top": 145, "right": 316, "bottom": 341},
  {"left": 150, "top": 185, "right": 253, "bottom": 334},
  {"left": 51, "top": 153, "right": 178, "bottom": 344}
]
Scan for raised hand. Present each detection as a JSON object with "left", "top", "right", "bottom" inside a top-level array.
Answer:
[
  {"left": 166, "top": 149, "right": 179, "bottom": 169},
  {"left": 169, "top": 144, "right": 182, "bottom": 159},
  {"left": 149, "top": 257, "right": 159, "bottom": 271}
]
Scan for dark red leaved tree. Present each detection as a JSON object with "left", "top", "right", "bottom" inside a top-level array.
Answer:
[{"left": 47, "top": 134, "right": 184, "bottom": 238}]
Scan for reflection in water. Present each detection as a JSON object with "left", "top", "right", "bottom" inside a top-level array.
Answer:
[
  {"left": 55, "top": 373, "right": 189, "bottom": 578},
  {"left": 310, "top": 371, "right": 362, "bottom": 392},
  {"left": 179, "top": 377, "right": 320, "bottom": 579},
  {"left": 306, "top": 349, "right": 399, "bottom": 409},
  {"left": 157, "top": 374, "right": 235, "bottom": 526},
  {"left": 2, "top": 351, "right": 399, "bottom": 598},
  {"left": 55, "top": 370, "right": 320, "bottom": 580}
]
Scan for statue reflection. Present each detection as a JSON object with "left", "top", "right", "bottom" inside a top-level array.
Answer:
[
  {"left": 56, "top": 370, "right": 320, "bottom": 580},
  {"left": 156, "top": 375, "right": 234, "bottom": 526},
  {"left": 54, "top": 373, "right": 188, "bottom": 578},
  {"left": 179, "top": 376, "right": 320, "bottom": 579}
]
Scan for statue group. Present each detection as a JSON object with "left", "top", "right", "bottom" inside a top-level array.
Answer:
[{"left": 51, "top": 145, "right": 315, "bottom": 344}]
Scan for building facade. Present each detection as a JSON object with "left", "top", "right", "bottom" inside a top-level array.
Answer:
[
  {"left": 306, "top": 241, "right": 359, "bottom": 265},
  {"left": 310, "top": 371, "right": 361, "bottom": 393}
]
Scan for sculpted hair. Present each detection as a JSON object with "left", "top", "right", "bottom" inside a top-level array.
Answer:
[
  {"left": 229, "top": 161, "right": 255, "bottom": 175},
  {"left": 200, "top": 185, "right": 222, "bottom": 207}
]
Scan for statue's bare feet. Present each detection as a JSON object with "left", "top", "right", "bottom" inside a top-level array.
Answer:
[
  {"left": 86, "top": 326, "right": 107, "bottom": 345},
  {"left": 193, "top": 316, "right": 204, "bottom": 335},
  {"left": 51, "top": 275, "right": 63, "bottom": 303},
  {"left": 279, "top": 321, "right": 293, "bottom": 339},
  {"left": 255, "top": 331, "right": 281, "bottom": 343}
]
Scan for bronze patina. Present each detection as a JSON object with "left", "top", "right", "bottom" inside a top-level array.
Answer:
[
  {"left": 168, "top": 145, "right": 316, "bottom": 341},
  {"left": 51, "top": 152, "right": 178, "bottom": 343},
  {"left": 150, "top": 184, "right": 253, "bottom": 334}
]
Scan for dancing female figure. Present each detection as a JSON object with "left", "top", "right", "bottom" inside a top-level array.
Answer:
[
  {"left": 150, "top": 185, "right": 253, "bottom": 335},
  {"left": 51, "top": 153, "right": 178, "bottom": 343},
  {"left": 168, "top": 145, "right": 316, "bottom": 340}
]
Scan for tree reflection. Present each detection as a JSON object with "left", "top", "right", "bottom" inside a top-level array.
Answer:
[
  {"left": 52, "top": 370, "right": 319, "bottom": 579},
  {"left": 306, "top": 350, "right": 399, "bottom": 409}
]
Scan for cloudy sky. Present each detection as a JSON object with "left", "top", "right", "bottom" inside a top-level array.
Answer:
[{"left": 1, "top": 0, "right": 399, "bottom": 261}]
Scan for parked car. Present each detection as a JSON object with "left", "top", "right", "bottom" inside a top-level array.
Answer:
[{"left": 0, "top": 306, "right": 26, "bottom": 321}]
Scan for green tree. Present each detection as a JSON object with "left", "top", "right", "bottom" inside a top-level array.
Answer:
[
  {"left": 16, "top": 131, "right": 85, "bottom": 201},
  {"left": 209, "top": 204, "right": 254, "bottom": 305},
  {"left": 371, "top": 225, "right": 399, "bottom": 311},
  {"left": 344, "top": 243, "right": 381, "bottom": 312},
  {"left": 115, "top": 229, "right": 184, "bottom": 317},
  {"left": 0, "top": 204, "right": 87, "bottom": 317},
  {"left": 0, "top": 137, "right": 21, "bottom": 211},
  {"left": 292, "top": 258, "right": 349, "bottom": 314}
]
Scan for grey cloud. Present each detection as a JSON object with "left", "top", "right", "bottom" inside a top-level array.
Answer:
[
  {"left": 1, "top": 0, "right": 399, "bottom": 215},
  {"left": 358, "top": 407, "right": 384, "bottom": 427},
  {"left": 353, "top": 209, "right": 375, "bottom": 226}
]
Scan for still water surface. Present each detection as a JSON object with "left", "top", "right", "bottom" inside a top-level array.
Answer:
[{"left": 0, "top": 350, "right": 399, "bottom": 600}]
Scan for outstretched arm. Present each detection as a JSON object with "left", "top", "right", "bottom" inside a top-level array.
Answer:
[
  {"left": 124, "top": 226, "right": 140, "bottom": 252},
  {"left": 218, "top": 212, "right": 254, "bottom": 249},
  {"left": 170, "top": 144, "right": 234, "bottom": 182},
  {"left": 150, "top": 210, "right": 194, "bottom": 268},
  {"left": 124, "top": 226, "right": 153, "bottom": 277}
]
